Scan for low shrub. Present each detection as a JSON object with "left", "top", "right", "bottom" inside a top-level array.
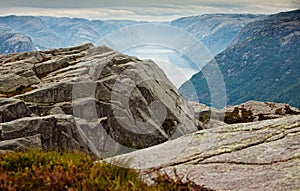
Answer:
[{"left": 0, "top": 150, "right": 213, "bottom": 191}]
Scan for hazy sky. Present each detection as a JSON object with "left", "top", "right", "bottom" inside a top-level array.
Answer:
[{"left": 0, "top": 0, "right": 299, "bottom": 21}]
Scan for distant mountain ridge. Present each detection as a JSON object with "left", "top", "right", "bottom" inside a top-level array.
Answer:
[
  {"left": 170, "top": 14, "right": 262, "bottom": 55},
  {"left": 0, "top": 23, "right": 35, "bottom": 54},
  {"left": 0, "top": 15, "right": 143, "bottom": 51},
  {"left": 0, "top": 14, "right": 262, "bottom": 55},
  {"left": 179, "top": 9, "right": 300, "bottom": 108}
]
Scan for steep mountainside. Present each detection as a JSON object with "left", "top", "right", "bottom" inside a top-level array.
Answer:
[
  {"left": 0, "top": 43, "right": 196, "bottom": 157},
  {"left": 0, "top": 24, "right": 35, "bottom": 54},
  {"left": 179, "top": 10, "right": 300, "bottom": 108},
  {"left": 171, "top": 14, "right": 261, "bottom": 55}
]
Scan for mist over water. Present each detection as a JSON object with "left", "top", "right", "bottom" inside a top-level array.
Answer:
[{"left": 123, "top": 45, "right": 199, "bottom": 88}]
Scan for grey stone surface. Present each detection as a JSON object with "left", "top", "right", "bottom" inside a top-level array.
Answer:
[
  {"left": 106, "top": 115, "right": 300, "bottom": 191},
  {"left": 0, "top": 134, "right": 42, "bottom": 151}
]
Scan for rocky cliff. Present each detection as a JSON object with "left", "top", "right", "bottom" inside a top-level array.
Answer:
[
  {"left": 179, "top": 9, "right": 300, "bottom": 108},
  {"left": 1, "top": 44, "right": 300, "bottom": 190},
  {"left": 0, "top": 43, "right": 197, "bottom": 157}
]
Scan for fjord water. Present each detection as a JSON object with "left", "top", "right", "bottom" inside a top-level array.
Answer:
[{"left": 124, "top": 45, "right": 199, "bottom": 88}]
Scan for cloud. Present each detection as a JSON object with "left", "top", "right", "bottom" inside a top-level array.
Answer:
[{"left": 0, "top": 0, "right": 298, "bottom": 21}]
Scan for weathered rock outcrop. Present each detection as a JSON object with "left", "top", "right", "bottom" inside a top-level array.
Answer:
[
  {"left": 190, "top": 100, "right": 300, "bottom": 129},
  {"left": 107, "top": 115, "right": 300, "bottom": 191},
  {"left": 0, "top": 113, "right": 87, "bottom": 153},
  {"left": 0, "top": 97, "right": 88, "bottom": 153},
  {"left": 0, "top": 98, "right": 32, "bottom": 123},
  {"left": 0, "top": 43, "right": 197, "bottom": 157},
  {"left": 224, "top": 100, "right": 300, "bottom": 124}
]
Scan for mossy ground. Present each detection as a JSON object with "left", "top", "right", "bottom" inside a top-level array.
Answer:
[{"left": 0, "top": 150, "right": 212, "bottom": 191}]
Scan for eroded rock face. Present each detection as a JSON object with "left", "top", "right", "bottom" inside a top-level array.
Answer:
[
  {"left": 0, "top": 99, "right": 88, "bottom": 154},
  {"left": 0, "top": 98, "right": 32, "bottom": 123},
  {"left": 0, "top": 43, "right": 197, "bottom": 157},
  {"left": 107, "top": 115, "right": 300, "bottom": 191},
  {"left": 0, "top": 112, "right": 88, "bottom": 153}
]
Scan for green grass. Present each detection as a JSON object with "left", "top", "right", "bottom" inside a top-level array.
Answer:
[{"left": 0, "top": 150, "right": 213, "bottom": 191}]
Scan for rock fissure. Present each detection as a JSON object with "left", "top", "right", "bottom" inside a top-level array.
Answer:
[
  {"left": 198, "top": 156, "right": 300, "bottom": 166},
  {"left": 189, "top": 125, "right": 298, "bottom": 165},
  {"left": 142, "top": 120, "right": 300, "bottom": 169}
]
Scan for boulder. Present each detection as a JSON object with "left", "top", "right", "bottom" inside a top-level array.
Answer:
[
  {"left": 0, "top": 43, "right": 197, "bottom": 156},
  {"left": 106, "top": 115, "right": 300, "bottom": 191}
]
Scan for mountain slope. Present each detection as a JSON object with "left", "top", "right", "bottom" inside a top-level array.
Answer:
[
  {"left": 171, "top": 14, "right": 261, "bottom": 55},
  {"left": 179, "top": 9, "right": 300, "bottom": 108},
  {"left": 0, "top": 24, "right": 35, "bottom": 54}
]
